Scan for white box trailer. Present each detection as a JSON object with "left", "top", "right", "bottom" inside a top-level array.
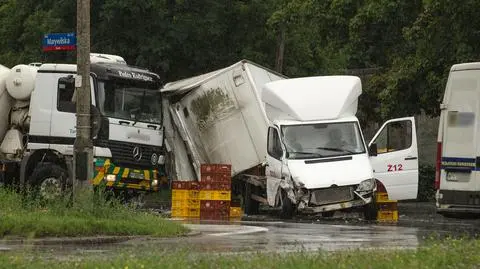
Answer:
[{"left": 161, "top": 60, "right": 286, "bottom": 180}]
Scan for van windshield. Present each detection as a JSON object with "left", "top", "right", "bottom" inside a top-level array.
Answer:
[{"left": 281, "top": 122, "right": 366, "bottom": 159}]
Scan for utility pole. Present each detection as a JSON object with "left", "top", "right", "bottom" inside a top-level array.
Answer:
[{"left": 74, "top": 0, "right": 92, "bottom": 184}]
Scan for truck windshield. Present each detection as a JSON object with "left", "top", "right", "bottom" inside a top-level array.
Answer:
[
  {"left": 281, "top": 122, "right": 366, "bottom": 159},
  {"left": 96, "top": 79, "right": 162, "bottom": 124}
]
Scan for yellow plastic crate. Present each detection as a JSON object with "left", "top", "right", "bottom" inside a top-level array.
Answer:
[
  {"left": 171, "top": 207, "right": 189, "bottom": 217},
  {"left": 171, "top": 199, "right": 200, "bottom": 209},
  {"left": 213, "top": 191, "right": 231, "bottom": 201},
  {"left": 376, "top": 192, "right": 397, "bottom": 203},
  {"left": 200, "top": 190, "right": 231, "bottom": 201},
  {"left": 199, "top": 190, "right": 214, "bottom": 200},
  {"left": 377, "top": 210, "right": 399, "bottom": 222},
  {"left": 172, "top": 190, "right": 199, "bottom": 200},
  {"left": 171, "top": 207, "right": 201, "bottom": 218},
  {"left": 188, "top": 208, "right": 200, "bottom": 218},
  {"left": 230, "top": 207, "right": 242, "bottom": 218}
]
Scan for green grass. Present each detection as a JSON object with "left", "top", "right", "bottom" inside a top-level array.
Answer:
[
  {"left": 0, "top": 237, "right": 478, "bottom": 268},
  {"left": 0, "top": 187, "right": 188, "bottom": 238}
]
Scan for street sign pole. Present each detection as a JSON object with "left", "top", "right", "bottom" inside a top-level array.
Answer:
[{"left": 74, "top": 0, "right": 93, "bottom": 185}]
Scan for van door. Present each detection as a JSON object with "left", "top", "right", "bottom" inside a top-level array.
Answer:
[
  {"left": 265, "top": 126, "right": 284, "bottom": 206},
  {"left": 368, "top": 117, "right": 419, "bottom": 200}
]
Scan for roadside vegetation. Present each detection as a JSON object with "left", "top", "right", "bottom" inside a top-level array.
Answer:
[
  {"left": 0, "top": 237, "right": 477, "bottom": 268},
  {"left": 0, "top": 187, "right": 187, "bottom": 238}
]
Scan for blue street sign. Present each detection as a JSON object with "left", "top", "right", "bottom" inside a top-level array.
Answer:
[{"left": 42, "top": 32, "right": 76, "bottom": 52}]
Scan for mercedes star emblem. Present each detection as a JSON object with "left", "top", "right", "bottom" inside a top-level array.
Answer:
[
  {"left": 151, "top": 153, "right": 158, "bottom": 165},
  {"left": 132, "top": 146, "right": 143, "bottom": 161}
]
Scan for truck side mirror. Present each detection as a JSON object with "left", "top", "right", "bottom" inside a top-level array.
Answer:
[
  {"left": 369, "top": 143, "right": 378, "bottom": 157},
  {"left": 90, "top": 105, "right": 102, "bottom": 139}
]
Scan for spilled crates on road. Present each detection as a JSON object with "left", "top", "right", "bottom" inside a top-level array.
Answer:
[{"left": 171, "top": 164, "right": 242, "bottom": 220}]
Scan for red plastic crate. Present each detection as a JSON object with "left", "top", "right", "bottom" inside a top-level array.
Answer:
[
  {"left": 200, "top": 200, "right": 230, "bottom": 210},
  {"left": 200, "top": 210, "right": 230, "bottom": 220},
  {"left": 172, "top": 181, "right": 189, "bottom": 190},
  {"left": 172, "top": 181, "right": 200, "bottom": 190},
  {"left": 200, "top": 164, "right": 232, "bottom": 175},
  {"left": 199, "top": 181, "right": 231, "bottom": 191}
]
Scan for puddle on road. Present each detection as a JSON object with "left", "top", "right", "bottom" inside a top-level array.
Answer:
[{"left": 2, "top": 219, "right": 479, "bottom": 261}]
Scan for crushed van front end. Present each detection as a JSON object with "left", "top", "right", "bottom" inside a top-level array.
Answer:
[{"left": 295, "top": 179, "right": 377, "bottom": 213}]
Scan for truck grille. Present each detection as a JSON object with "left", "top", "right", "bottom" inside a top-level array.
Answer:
[
  {"left": 95, "top": 140, "right": 162, "bottom": 168},
  {"left": 310, "top": 186, "right": 354, "bottom": 206}
]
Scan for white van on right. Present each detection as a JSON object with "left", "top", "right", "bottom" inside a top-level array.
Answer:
[{"left": 436, "top": 62, "right": 480, "bottom": 217}]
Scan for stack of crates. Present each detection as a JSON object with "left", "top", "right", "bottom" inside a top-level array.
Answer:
[
  {"left": 376, "top": 191, "right": 398, "bottom": 223},
  {"left": 171, "top": 181, "right": 200, "bottom": 219},
  {"left": 199, "top": 164, "right": 232, "bottom": 220}
]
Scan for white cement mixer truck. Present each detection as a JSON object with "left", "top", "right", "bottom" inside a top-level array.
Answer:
[{"left": 0, "top": 54, "right": 165, "bottom": 200}]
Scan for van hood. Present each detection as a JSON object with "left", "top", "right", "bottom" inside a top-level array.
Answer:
[{"left": 287, "top": 154, "right": 373, "bottom": 189}]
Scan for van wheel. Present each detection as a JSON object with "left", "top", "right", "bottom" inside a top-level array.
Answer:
[
  {"left": 280, "top": 189, "right": 295, "bottom": 219},
  {"left": 244, "top": 183, "right": 259, "bottom": 215},
  {"left": 28, "top": 163, "right": 70, "bottom": 202},
  {"left": 321, "top": 211, "right": 335, "bottom": 218},
  {"left": 363, "top": 200, "right": 378, "bottom": 221}
]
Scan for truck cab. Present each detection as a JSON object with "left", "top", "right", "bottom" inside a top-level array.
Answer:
[{"left": 262, "top": 76, "right": 419, "bottom": 218}]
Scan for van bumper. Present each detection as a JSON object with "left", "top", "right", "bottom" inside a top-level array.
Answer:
[{"left": 300, "top": 197, "right": 372, "bottom": 214}]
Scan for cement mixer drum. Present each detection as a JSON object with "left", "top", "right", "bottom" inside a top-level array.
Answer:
[{"left": 5, "top": 64, "right": 38, "bottom": 101}]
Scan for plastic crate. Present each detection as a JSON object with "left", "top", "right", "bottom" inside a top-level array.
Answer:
[
  {"left": 171, "top": 207, "right": 189, "bottom": 217},
  {"left": 200, "top": 164, "right": 232, "bottom": 175},
  {"left": 377, "top": 210, "right": 398, "bottom": 222},
  {"left": 230, "top": 207, "right": 242, "bottom": 218},
  {"left": 376, "top": 192, "right": 397, "bottom": 203},
  {"left": 199, "top": 190, "right": 231, "bottom": 200},
  {"left": 199, "top": 181, "right": 231, "bottom": 191},
  {"left": 200, "top": 173, "right": 231, "bottom": 183},
  {"left": 200, "top": 209, "right": 230, "bottom": 220},
  {"left": 188, "top": 208, "right": 200, "bottom": 218},
  {"left": 172, "top": 190, "right": 199, "bottom": 200},
  {"left": 171, "top": 199, "right": 200, "bottom": 209},
  {"left": 200, "top": 200, "right": 230, "bottom": 210},
  {"left": 213, "top": 190, "right": 231, "bottom": 201}
]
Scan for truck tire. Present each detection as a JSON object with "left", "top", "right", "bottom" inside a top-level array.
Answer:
[
  {"left": 321, "top": 211, "right": 335, "bottom": 218},
  {"left": 244, "top": 183, "right": 259, "bottom": 215},
  {"left": 28, "top": 163, "right": 71, "bottom": 202},
  {"left": 363, "top": 197, "right": 378, "bottom": 221},
  {"left": 280, "top": 189, "right": 295, "bottom": 219}
]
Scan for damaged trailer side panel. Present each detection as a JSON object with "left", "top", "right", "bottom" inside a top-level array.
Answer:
[{"left": 162, "top": 60, "right": 286, "bottom": 180}]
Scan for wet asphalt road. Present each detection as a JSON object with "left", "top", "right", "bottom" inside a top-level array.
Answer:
[{"left": 2, "top": 202, "right": 480, "bottom": 259}]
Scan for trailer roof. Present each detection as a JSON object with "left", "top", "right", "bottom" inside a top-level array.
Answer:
[{"left": 161, "top": 59, "right": 286, "bottom": 95}]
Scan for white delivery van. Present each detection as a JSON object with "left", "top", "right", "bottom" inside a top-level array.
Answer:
[
  {"left": 263, "top": 76, "right": 419, "bottom": 218},
  {"left": 436, "top": 62, "right": 480, "bottom": 217}
]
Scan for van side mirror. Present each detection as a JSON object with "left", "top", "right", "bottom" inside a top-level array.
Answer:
[{"left": 369, "top": 143, "right": 378, "bottom": 157}]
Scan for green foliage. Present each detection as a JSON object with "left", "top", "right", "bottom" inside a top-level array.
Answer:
[
  {"left": 0, "top": 187, "right": 188, "bottom": 238},
  {"left": 417, "top": 163, "right": 436, "bottom": 202},
  {"left": 1, "top": 0, "right": 477, "bottom": 121}
]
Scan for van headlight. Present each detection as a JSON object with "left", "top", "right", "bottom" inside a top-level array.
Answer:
[{"left": 356, "top": 178, "right": 376, "bottom": 192}]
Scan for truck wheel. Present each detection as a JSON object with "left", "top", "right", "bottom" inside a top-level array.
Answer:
[
  {"left": 28, "top": 163, "right": 70, "bottom": 202},
  {"left": 321, "top": 211, "right": 335, "bottom": 218},
  {"left": 244, "top": 183, "right": 259, "bottom": 215},
  {"left": 363, "top": 199, "right": 378, "bottom": 221},
  {"left": 280, "top": 189, "right": 295, "bottom": 219}
]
